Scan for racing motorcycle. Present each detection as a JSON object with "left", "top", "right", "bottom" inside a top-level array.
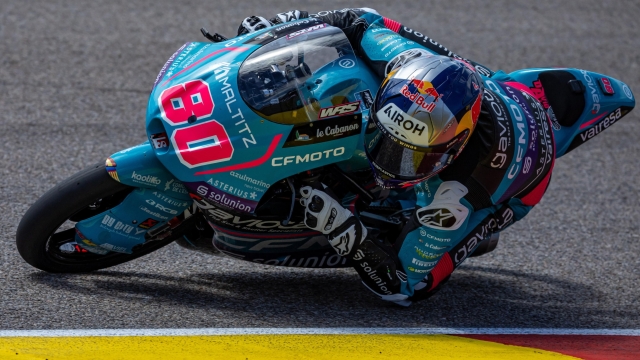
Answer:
[{"left": 16, "top": 21, "right": 635, "bottom": 273}]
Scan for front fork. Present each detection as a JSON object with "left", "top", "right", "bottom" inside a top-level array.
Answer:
[{"left": 75, "top": 142, "right": 193, "bottom": 254}]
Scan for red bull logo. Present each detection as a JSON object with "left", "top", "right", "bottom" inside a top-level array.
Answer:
[
  {"left": 411, "top": 79, "right": 440, "bottom": 98},
  {"left": 401, "top": 80, "right": 440, "bottom": 113}
]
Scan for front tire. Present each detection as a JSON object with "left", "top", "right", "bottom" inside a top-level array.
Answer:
[{"left": 16, "top": 162, "right": 176, "bottom": 273}]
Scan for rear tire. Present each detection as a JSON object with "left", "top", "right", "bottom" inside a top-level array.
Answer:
[{"left": 16, "top": 162, "right": 176, "bottom": 273}]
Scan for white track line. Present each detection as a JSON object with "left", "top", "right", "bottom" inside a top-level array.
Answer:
[{"left": 0, "top": 328, "right": 639, "bottom": 337}]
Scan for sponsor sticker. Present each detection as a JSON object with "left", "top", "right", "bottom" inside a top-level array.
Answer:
[
  {"left": 294, "top": 131, "right": 311, "bottom": 141},
  {"left": 98, "top": 214, "right": 147, "bottom": 245},
  {"left": 101, "top": 214, "right": 134, "bottom": 234},
  {"left": 151, "top": 132, "right": 169, "bottom": 149},
  {"left": 529, "top": 79, "right": 549, "bottom": 109},
  {"left": 579, "top": 107, "right": 625, "bottom": 143},
  {"left": 251, "top": 253, "right": 348, "bottom": 268},
  {"left": 229, "top": 171, "right": 271, "bottom": 190},
  {"left": 375, "top": 103, "right": 428, "bottom": 146},
  {"left": 283, "top": 115, "right": 361, "bottom": 147},
  {"left": 131, "top": 171, "right": 162, "bottom": 187},
  {"left": 138, "top": 218, "right": 160, "bottom": 229},
  {"left": 99, "top": 243, "right": 128, "bottom": 253},
  {"left": 580, "top": 70, "right": 601, "bottom": 114},
  {"left": 599, "top": 77, "right": 615, "bottom": 95},
  {"left": 547, "top": 107, "right": 561, "bottom": 130},
  {"left": 189, "top": 181, "right": 258, "bottom": 213},
  {"left": 139, "top": 205, "right": 170, "bottom": 221},
  {"left": 286, "top": 23, "right": 326, "bottom": 39},
  {"left": 318, "top": 101, "right": 360, "bottom": 119},
  {"left": 355, "top": 89, "right": 374, "bottom": 109},
  {"left": 105, "top": 157, "right": 119, "bottom": 182},
  {"left": 271, "top": 147, "right": 346, "bottom": 167},
  {"left": 401, "top": 79, "right": 440, "bottom": 113},
  {"left": 338, "top": 58, "right": 356, "bottom": 69},
  {"left": 163, "top": 179, "right": 188, "bottom": 195},
  {"left": 195, "top": 199, "right": 307, "bottom": 233},
  {"left": 623, "top": 85, "right": 633, "bottom": 99},
  {"left": 214, "top": 63, "right": 257, "bottom": 148},
  {"left": 154, "top": 43, "right": 188, "bottom": 87},
  {"left": 254, "top": 31, "right": 274, "bottom": 41}
]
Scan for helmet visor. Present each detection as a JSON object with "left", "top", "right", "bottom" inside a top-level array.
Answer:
[{"left": 364, "top": 121, "right": 468, "bottom": 182}]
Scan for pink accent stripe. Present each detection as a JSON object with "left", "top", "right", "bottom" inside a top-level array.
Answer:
[
  {"left": 210, "top": 223, "right": 320, "bottom": 239},
  {"left": 195, "top": 134, "right": 282, "bottom": 176},
  {"left": 504, "top": 81, "right": 536, "bottom": 97},
  {"left": 520, "top": 162, "right": 553, "bottom": 206},
  {"left": 580, "top": 112, "right": 608, "bottom": 129},
  {"left": 383, "top": 17, "right": 401, "bottom": 33},
  {"left": 428, "top": 253, "right": 453, "bottom": 291},
  {"left": 161, "top": 47, "right": 247, "bottom": 86}
]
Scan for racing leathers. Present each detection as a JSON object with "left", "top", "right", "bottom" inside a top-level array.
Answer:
[{"left": 244, "top": 8, "right": 556, "bottom": 304}]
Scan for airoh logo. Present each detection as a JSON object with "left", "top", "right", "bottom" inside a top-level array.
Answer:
[{"left": 376, "top": 103, "right": 428, "bottom": 146}]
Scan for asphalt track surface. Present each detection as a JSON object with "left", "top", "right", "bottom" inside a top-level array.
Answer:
[{"left": 1, "top": 0, "right": 639, "bottom": 332}]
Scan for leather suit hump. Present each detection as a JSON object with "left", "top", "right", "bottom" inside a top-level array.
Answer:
[{"left": 439, "top": 85, "right": 556, "bottom": 211}]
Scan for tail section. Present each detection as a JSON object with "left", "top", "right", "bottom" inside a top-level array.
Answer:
[{"left": 508, "top": 68, "right": 635, "bottom": 157}]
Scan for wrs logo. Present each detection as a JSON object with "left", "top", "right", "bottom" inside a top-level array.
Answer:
[{"left": 318, "top": 102, "right": 360, "bottom": 119}]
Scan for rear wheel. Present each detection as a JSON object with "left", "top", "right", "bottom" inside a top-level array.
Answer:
[{"left": 16, "top": 162, "right": 176, "bottom": 273}]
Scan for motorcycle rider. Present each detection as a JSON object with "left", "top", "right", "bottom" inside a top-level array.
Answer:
[{"left": 239, "top": 8, "right": 555, "bottom": 306}]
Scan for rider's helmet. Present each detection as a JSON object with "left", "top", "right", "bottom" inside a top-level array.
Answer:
[{"left": 364, "top": 54, "right": 484, "bottom": 188}]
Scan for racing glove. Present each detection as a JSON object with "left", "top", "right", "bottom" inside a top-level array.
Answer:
[
  {"left": 299, "top": 184, "right": 366, "bottom": 256},
  {"left": 300, "top": 185, "right": 410, "bottom": 306},
  {"left": 270, "top": 10, "right": 308, "bottom": 24},
  {"left": 237, "top": 11, "right": 308, "bottom": 36},
  {"left": 237, "top": 16, "right": 273, "bottom": 35}
]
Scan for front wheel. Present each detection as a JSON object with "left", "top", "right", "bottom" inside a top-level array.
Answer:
[{"left": 16, "top": 162, "right": 176, "bottom": 273}]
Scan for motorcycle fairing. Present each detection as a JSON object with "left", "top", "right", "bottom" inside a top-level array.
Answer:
[
  {"left": 74, "top": 143, "right": 192, "bottom": 254},
  {"left": 145, "top": 24, "right": 380, "bottom": 214},
  {"left": 203, "top": 215, "right": 353, "bottom": 268},
  {"left": 506, "top": 68, "right": 635, "bottom": 157},
  {"left": 104, "top": 142, "right": 191, "bottom": 199},
  {"left": 74, "top": 187, "right": 191, "bottom": 254}
]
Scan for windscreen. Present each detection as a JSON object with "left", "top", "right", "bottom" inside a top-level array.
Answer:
[{"left": 238, "top": 25, "right": 358, "bottom": 125}]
